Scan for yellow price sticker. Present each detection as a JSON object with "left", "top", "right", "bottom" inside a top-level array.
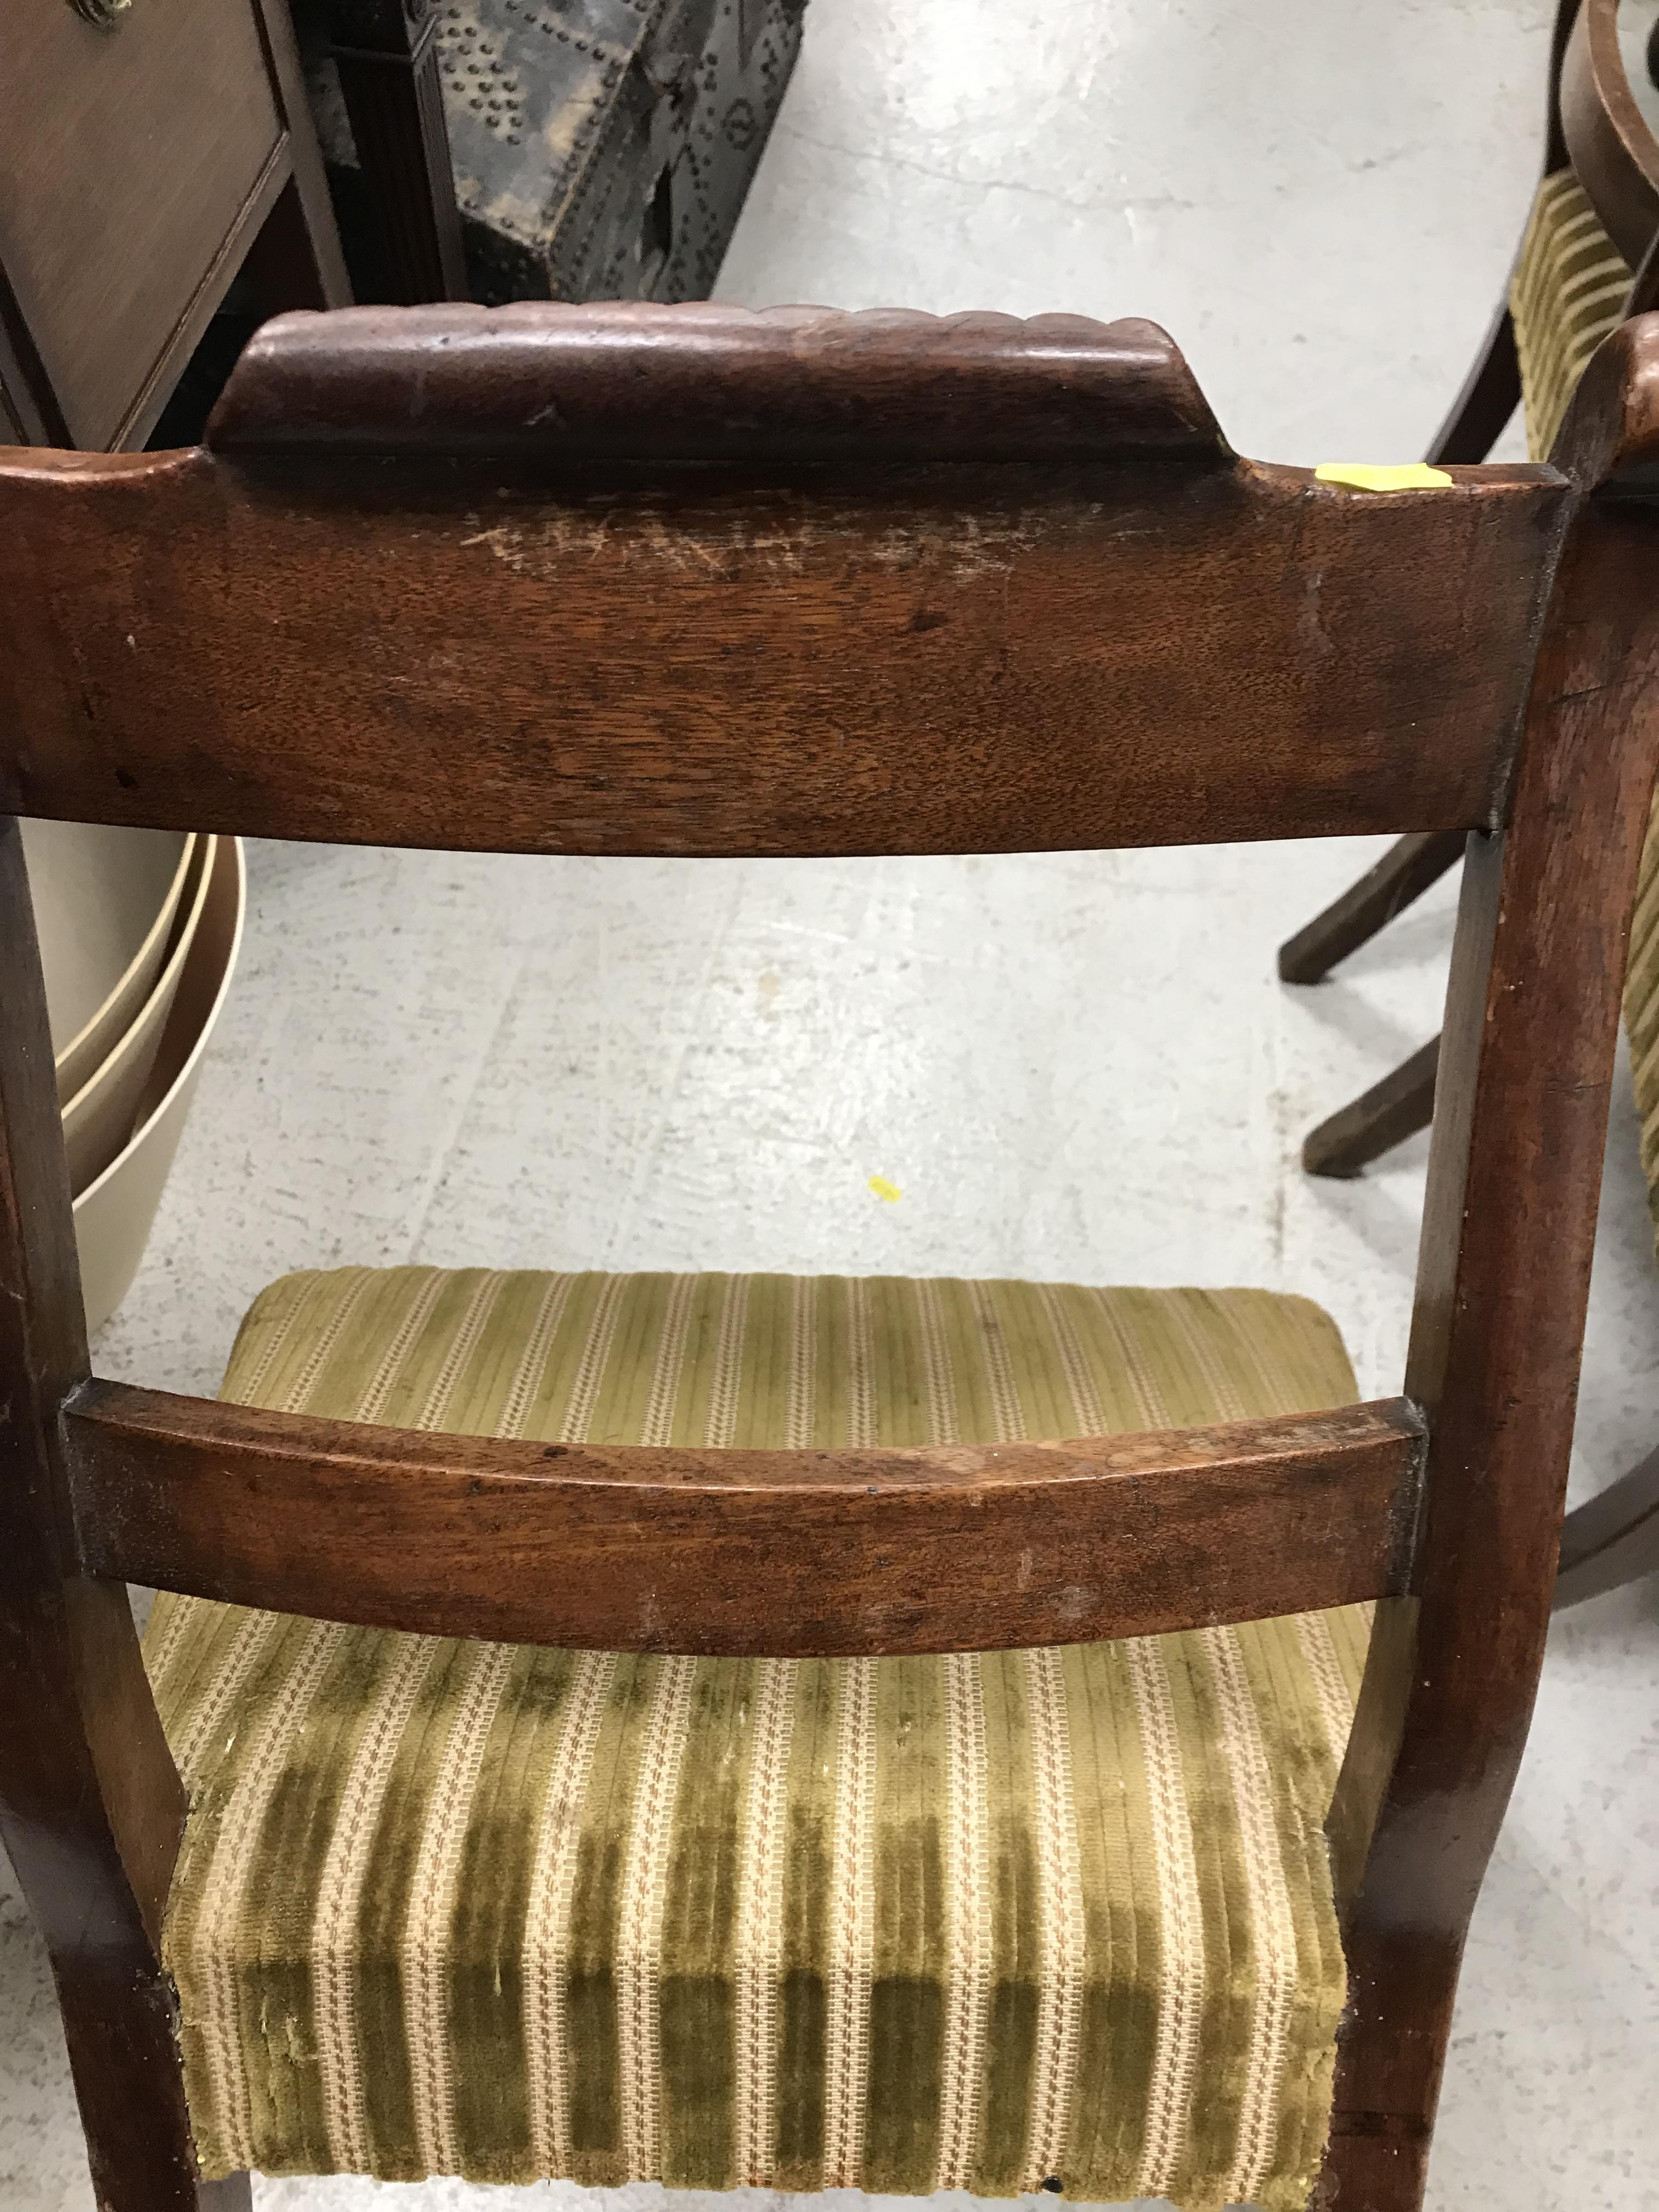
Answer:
[{"left": 1313, "top": 462, "right": 1453, "bottom": 493}]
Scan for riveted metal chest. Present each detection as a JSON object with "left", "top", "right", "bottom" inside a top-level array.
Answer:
[{"left": 304, "top": 0, "right": 805, "bottom": 302}]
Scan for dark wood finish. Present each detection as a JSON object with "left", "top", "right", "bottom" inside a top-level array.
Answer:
[
  {"left": 67, "top": 1385, "right": 1426, "bottom": 1657},
  {"left": 1279, "top": 832, "right": 1467, "bottom": 985},
  {"left": 4, "top": 307, "right": 1659, "bottom": 2212},
  {"left": 0, "top": 312, "right": 1567, "bottom": 859},
  {"left": 1317, "top": 324, "right": 1659, "bottom": 2209},
  {"left": 205, "top": 301, "right": 1230, "bottom": 459},
  {"left": 1545, "top": 0, "right": 1582, "bottom": 177},
  {"left": 0, "top": 823, "right": 208, "bottom": 2210},
  {"left": 1302, "top": 1037, "right": 1440, "bottom": 1181},
  {"left": 1553, "top": 1440, "right": 1659, "bottom": 1606},
  {"left": 1561, "top": 0, "right": 1659, "bottom": 268},
  {"left": 1626, "top": 220, "right": 1659, "bottom": 322},
  {"left": 330, "top": 0, "right": 469, "bottom": 304}
]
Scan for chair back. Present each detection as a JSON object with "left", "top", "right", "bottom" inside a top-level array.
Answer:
[
  {"left": 1, "top": 304, "right": 1566, "bottom": 856},
  {"left": 1, "top": 313, "right": 1658, "bottom": 2138},
  {"left": 1561, "top": 0, "right": 1659, "bottom": 271}
]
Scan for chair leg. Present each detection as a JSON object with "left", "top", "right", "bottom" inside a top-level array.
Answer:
[
  {"left": 1302, "top": 1036, "right": 1440, "bottom": 1180},
  {"left": 1423, "top": 297, "right": 1522, "bottom": 466},
  {"left": 1279, "top": 831, "right": 1468, "bottom": 985},
  {"left": 1313, "top": 2118, "right": 1432, "bottom": 2211},
  {"left": 1311, "top": 1924, "right": 1459, "bottom": 2212},
  {"left": 1552, "top": 1440, "right": 1659, "bottom": 1606},
  {"left": 50, "top": 1950, "right": 224, "bottom": 2210}
]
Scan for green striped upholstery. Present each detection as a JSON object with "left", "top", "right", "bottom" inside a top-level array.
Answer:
[
  {"left": 1511, "top": 170, "right": 1659, "bottom": 1242},
  {"left": 1510, "top": 168, "right": 1632, "bottom": 460},
  {"left": 145, "top": 1267, "right": 1370, "bottom": 2210}
]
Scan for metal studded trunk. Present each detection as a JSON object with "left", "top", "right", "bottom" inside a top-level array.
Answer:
[{"left": 303, "top": 0, "right": 805, "bottom": 302}]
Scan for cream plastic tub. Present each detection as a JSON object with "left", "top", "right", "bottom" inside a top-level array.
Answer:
[
  {"left": 74, "top": 837, "right": 246, "bottom": 1337},
  {"left": 21, "top": 820, "right": 196, "bottom": 1103},
  {"left": 60, "top": 833, "right": 216, "bottom": 1196}
]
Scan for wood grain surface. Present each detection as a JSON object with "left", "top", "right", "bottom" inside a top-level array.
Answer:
[
  {"left": 67, "top": 1384, "right": 1425, "bottom": 1657},
  {"left": 0, "top": 312, "right": 1568, "bottom": 859}
]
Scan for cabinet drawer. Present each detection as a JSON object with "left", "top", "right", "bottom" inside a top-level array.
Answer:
[{"left": 0, "top": 0, "right": 282, "bottom": 447}]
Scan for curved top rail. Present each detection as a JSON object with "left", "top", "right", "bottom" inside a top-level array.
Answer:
[
  {"left": 205, "top": 302, "right": 1231, "bottom": 466},
  {"left": 1561, "top": 0, "right": 1659, "bottom": 266}
]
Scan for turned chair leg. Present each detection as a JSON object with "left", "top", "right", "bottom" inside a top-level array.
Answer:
[
  {"left": 1553, "top": 1440, "right": 1659, "bottom": 1606},
  {"left": 1279, "top": 830, "right": 1467, "bottom": 985},
  {"left": 1302, "top": 1036, "right": 1440, "bottom": 1179}
]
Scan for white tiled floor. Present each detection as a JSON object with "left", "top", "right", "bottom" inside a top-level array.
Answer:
[{"left": 5, "top": 1, "right": 1659, "bottom": 2207}]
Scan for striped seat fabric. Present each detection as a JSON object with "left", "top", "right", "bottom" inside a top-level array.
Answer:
[
  {"left": 1511, "top": 169, "right": 1659, "bottom": 1244},
  {"left": 146, "top": 1267, "right": 1370, "bottom": 2212},
  {"left": 1510, "top": 167, "right": 1633, "bottom": 461}
]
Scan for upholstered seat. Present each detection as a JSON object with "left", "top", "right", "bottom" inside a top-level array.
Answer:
[
  {"left": 1510, "top": 168, "right": 1634, "bottom": 460},
  {"left": 1510, "top": 171, "right": 1659, "bottom": 1238},
  {"left": 144, "top": 1267, "right": 1371, "bottom": 2212}
]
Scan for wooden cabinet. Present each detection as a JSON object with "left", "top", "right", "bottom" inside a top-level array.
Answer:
[{"left": 0, "top": 0, "right": 347, "bottom": 449}]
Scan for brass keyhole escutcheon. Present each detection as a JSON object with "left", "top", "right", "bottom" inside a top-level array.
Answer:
[{"left": 70, "top": 0, "right": 132, "bottom": 27}]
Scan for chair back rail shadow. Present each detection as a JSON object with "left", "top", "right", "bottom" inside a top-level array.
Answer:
[{"left": 3, "top": 300, "right": 1658, "bottom": 2211}]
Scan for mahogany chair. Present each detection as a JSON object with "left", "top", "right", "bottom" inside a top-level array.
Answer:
[
  {"left": 3, "top": 300, "right": 1658, "bottom": 2212},
  {"left": 1279, "top": 0, "right": 1659, "bottom": 1609}
]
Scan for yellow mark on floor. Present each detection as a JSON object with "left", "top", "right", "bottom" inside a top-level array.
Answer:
[{"left": 868, "top": 1175, "right": 902, "bottom": 1204}]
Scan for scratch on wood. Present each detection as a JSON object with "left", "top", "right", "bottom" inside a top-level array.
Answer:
[{"left": 456, "top": 505, "right": 1054, "bottom": 584}]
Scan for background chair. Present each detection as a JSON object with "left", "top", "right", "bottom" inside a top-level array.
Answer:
[
  {"left": 3, "top": 300, "right": 1657, "bottom": 2212},
  {"left": 1278, "top": 0, "right": 1659, "bottom": 1609}
]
